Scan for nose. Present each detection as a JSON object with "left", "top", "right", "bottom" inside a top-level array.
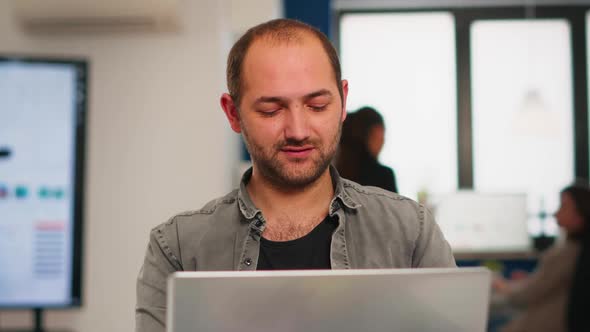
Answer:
[{"left": 284, "top": 106, "right": 310, "bottom": 142}]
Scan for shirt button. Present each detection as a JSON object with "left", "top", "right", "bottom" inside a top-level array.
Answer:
[{"left": 244, "top": 258, "right": 252, "bottom": 266}]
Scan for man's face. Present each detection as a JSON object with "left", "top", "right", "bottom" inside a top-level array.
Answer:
[{"left": 222, "top": 34, "right": 348, "bottom": 189}]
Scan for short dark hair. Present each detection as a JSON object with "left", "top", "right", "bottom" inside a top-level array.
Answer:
[
  {"left": 335, "top": 106, "right": 385, "bottom": 182},
  {"left": 562, "top": 180, "right": 590, "bottom": 240},
  {"left": 226, "top": 18, "right": 343, "bottom": 108}
]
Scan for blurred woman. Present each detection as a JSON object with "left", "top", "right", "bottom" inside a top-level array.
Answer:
[
  {"left": 567, "top": 183, "right": 590, "bottom": 332},
  {"left": 335, "top": 106, "right": 398, "bottom": 193},
  {"left": 494, "top": 182, "right": 590, "bottom": 332}
]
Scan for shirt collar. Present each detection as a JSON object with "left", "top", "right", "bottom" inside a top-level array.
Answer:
[
  {"left": 237, "top": 167, "right": 261, "bottom": 220},
  {"left": 237, "top": 165, "right": 361, "bottom": 221}
]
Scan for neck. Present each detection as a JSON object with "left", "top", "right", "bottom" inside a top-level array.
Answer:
[{"left": 246, "top": 167, "right": 334, "bottom": 224}]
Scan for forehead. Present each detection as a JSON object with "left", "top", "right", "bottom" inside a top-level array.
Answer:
[{"left": 241, "top": 33, "right": 336, "bottom": 99}]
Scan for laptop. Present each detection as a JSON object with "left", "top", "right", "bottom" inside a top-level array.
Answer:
[{"left": 167, "top": 268, "right": 491, "bottom": 332}]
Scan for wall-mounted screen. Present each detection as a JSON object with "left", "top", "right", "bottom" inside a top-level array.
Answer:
[{"left": 0, "top": 56, "right": 87, "bottom": 308}]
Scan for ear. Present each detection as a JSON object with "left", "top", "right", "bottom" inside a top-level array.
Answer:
[
  {"left": 340, "top": 79, "right": 349, "bottom": 122},
  {"left": 220, "top": 93, "right": 242, "bottom": 133}
]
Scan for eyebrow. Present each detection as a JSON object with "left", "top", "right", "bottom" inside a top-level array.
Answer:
[
  {"left": 304, "top": 89, "right": 332, "bottom": 100},
  {"left": 252, "top": 89, "right": 333, "bottom": 106},
  {"left": 253, "top": 96, "right": 286, "bottom": 105}
]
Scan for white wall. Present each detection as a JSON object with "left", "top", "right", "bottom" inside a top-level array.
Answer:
[
  {"left": 230, "top": 0, "right": 283, "bottom": 36},
  {"left": 0, "top": 0, "right": 278, "bottom": 331}
]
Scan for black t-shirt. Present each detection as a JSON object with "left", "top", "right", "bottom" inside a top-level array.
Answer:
[{"left": 257, "top": 216, "right": 337, "bottom": 270}]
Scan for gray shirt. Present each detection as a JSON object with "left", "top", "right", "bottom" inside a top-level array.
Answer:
[{"left": 135, "top": 166, "right": 456, "bottom": 332}]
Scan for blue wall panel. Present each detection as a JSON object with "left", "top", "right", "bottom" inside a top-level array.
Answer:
[{"left": 284, "top": 0, "right": 332, "bottom": 38}]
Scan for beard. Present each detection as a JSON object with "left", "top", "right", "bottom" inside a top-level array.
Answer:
[{"left": 241, "top": 122, "right": 341, "bottom": 190}]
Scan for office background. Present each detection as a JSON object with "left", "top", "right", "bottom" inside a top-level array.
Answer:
[{"left": 1, "top": 0, "right": 589, "bottom": 331}]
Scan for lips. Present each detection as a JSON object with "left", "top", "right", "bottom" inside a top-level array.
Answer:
[{"left": 280, "top": 145, "right": 315, "bottom": 158}]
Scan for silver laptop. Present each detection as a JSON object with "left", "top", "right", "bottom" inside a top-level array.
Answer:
[{"left": 167, "top": 268, "right": 491, "bottom": 332}]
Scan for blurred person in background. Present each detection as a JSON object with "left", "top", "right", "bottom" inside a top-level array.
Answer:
[
  {"left": 567, "top": 182, "right": 590, "bottom": 332},
  {"left": 492, "top": 181, "right": 590, "bottom": 332},
  {"left": 335, "top": 106, "right": 398, "bottom": 193}
]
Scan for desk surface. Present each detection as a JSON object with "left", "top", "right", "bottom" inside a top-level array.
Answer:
[{"left": 454, "top": 251, "right": 538, "bottom": 261}]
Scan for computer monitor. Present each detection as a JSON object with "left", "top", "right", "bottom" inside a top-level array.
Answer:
[
  {"left": 0, "top": 56, "right": 88, "bottom": 308},
  {"left": 431, "top": 191, "right": 531, "bottom": 254}
]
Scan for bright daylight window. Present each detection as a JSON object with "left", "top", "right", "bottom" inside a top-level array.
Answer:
[
  {"left": 340, "top": 12, "right": 458, "bottom": 200},
  {"left": 471, "top": 19, "right": 575, "bottom": 237}
]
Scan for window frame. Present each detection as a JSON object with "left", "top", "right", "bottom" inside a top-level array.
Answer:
[{"left": 336, "top": 5, "right": 590, "bottom": 188}]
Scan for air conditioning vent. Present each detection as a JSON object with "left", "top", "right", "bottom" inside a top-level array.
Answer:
[{"left": 13, "top": 0, "right": 179, "bottom": 33}]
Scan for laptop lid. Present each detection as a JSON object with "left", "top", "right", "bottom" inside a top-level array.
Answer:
[{"left": 167, "top": 268, "right": 491, "bottom": 332}]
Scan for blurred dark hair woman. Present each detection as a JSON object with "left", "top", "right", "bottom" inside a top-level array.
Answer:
[
  {"left": 335, "top": 106, "right": 397, "bottom": 193},
  {"left": 565, "top": 182, "right": 590, "bottom": 332},
  {"left": 493, "top": 181, "right": 589, "bottom": 332}
]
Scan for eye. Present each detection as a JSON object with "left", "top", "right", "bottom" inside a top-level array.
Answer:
[
  {"left": 258, "top": 108, "right": 281, "bottom": 117},
  {"left": 308, "top": 104, "right": 327, "bottom": 112}
]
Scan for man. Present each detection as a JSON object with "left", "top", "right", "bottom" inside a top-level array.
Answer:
[{"left": 135, "top": 18, "right": 455, "bottom": 332}]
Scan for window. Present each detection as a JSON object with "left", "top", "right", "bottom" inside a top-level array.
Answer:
[
  {"left": 340, "top": 12, "right": 458, "bottom": 200},
  {"left": 471, "top": 20, "right": 574, "bottom": 236}
]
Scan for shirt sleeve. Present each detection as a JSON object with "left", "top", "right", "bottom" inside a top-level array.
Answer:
[
  {"left": 412, "top": 205, "right": 457, "bottom": 268},
  {"left": 135, "top": 222, "right": 183, "bottom": 332},
  {"left": 506, "top": 243, "right": 578, "bottom": 307}
]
